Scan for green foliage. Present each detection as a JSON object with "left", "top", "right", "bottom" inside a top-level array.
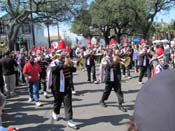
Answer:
[
  {"left": 71, "top": 9, "right": 92, "bottom": 37},
  {"left": 88, "top": 0, "right": 175, "bottom": 40},
  {"left": 0, "top": 0, "right": 86, "bottom": 50},
  {"left": 88, "top": 0, "right": 141, "bottom": 42},
  {"left": 132, "top": 0, "right": 175, "bottom": 39}
]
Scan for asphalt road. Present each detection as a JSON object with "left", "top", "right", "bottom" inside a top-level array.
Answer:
[{"left": 2, "top": 68, "right": 145, "bottom": 131}]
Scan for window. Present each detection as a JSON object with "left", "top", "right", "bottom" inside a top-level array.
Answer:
[
  {"left": 0, "top": 22, "right": 5, "bottom": 34},
  {"left": 22, "top": 24, "right": 31, "bottom": 34}
]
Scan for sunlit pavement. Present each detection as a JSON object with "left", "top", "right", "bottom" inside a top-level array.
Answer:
[{"left": 2, "top": 68, "right": 145, "bottom": 131}]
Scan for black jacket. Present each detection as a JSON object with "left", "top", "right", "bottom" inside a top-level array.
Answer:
[
  {"left": 85, "top": 54, "right": 96, "bottom": 66},
  {"left": 0, "top": 56, "right": 18, "bottom": 75},
  {"left": 138, "top": 53, "right": 149, "bottom": 67},
  {"left": 104, "top": 61, "right": 121, "bottom": 82},
  {"left": 0, "top": 63, "right": 4, "bottom": 86},
  {"left": 51, "top": 61, "right": 64, "bottom": 92}
]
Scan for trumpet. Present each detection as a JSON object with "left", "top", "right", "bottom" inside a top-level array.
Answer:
[
  {"left": 101, "top": 56, "right": 131, "bottom": 68},
  {"left": 113, "top": 56, "right": 131, "bottom": 67},
  {"left": 66, "top": 57, "right": 81, "bottom": 68}
]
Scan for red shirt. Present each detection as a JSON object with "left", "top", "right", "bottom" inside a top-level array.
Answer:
[
  {"left": 156, "top": 48, "right": 164, "bottom": 56},
  {"left": 23, "top": 62, "right": 41, "bottom": 82}
]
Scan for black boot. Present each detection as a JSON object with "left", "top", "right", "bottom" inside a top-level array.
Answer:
[
  {"left": 118, "top": 104, "right": 127, "bottom": 112},
  {"left": 99, "top": 100, "right": 107, "bottom": 107}
]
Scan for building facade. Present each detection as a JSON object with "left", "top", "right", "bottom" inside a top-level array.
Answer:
[{"left": 0, "top": 14, "right": 48, "bottom": 50}]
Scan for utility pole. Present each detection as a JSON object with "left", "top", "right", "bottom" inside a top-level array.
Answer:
[
  {"left": 47, "top": 22, "right": 51, "bottom": 47},
  {"left": 30, "top": 0, "right": 35, "bottom": 47},
  {"left": 57, "top": 22, "right": 59, "bottom": 40}
]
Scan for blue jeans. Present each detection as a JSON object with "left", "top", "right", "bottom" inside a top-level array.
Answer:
[{"left": 27, "top": 80, "right": 39, "bottom": 102}]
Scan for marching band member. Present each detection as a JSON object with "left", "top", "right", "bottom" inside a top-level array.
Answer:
[
  {"left": 120, "top": 45, "right": 132, "bottom": 78},
  {"left": 96, "top": 49, "right": 112, "bottom": 84},
  {"left": 50, "top": 50, "right": 79, "bottom": 130},
  {"left": 84, "top": 46, "right": 97, "bottom": 83},
  {"left": 137, "top": 46, "right": 150, "bottom": 84},
  {"left": 99, "top": 49, "right": 127, "bottom": 112}
]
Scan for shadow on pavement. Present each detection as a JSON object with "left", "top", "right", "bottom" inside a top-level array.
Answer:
[
  {"left": 75, "top": 114, "right": 130, "bottom": 128},
  {"left": 76, "top": 89, "right": 103, "bottom": 96},
  {"left": 74, "top": 81, "right": 92, "bottom": 86},
  {"left": 19, "top": 124, "right": 65, "bottom": 131},
  {"left": 109, "top": 103, "right": 135, "bottom": 111},
  {"left": 4, "top": 101, "right": 53, "bottom": 113},
  {"left": 123, "top": 104, "right": 135, "bottom": 111},
  {"left": 3, "top": 113, "right": 48, "bottom": 127},
  {"left": 123, "top": 89, "right": 139, "bottom": 94},
  {"left": 73, "top": 101, "right": 116, "bottom": 108}
]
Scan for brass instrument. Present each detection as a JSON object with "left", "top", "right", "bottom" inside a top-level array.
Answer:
[
  {"left": 74, "top": 58, "right": 85, "bottom": 70},
  {"left": 66, "top": 57, "right": 82, "bottom": 68},
  {"left": 101, "top": 57, "right": 108, "bottom": 67},
  {"left": 101, "top": 55, "right": 131, "bottom": 68},
  {"left": 51, "top": 52, "right": 57, "bottom": 60},
  {"left": 113, "top": 56, "right": 131, "bottom": 67},
  {"left": 71, "top": 60, "right": 78, "bottom": 66},
  {"left": 0, "top": 40, "right": 8, "bottom": 51}
]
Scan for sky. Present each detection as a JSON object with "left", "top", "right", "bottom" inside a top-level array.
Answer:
[
  {"left": 44, "top": 0, "right": 94, "bottom": 40},
  {"left": 1, "top": 0, "right": 174, "bottom": 39},
  {"left": 44, "top": 7, "right": 175, "bottom": 39},
  {"left": 155, "top": 8, "right": 175, "bottom": 23}
]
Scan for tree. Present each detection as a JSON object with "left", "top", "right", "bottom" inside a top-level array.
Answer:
[
  {"left": 71, "top": 9, "right": 92, "bottom": 38},
  {"left": 0, "top": 0, "right": 86, "bottom": 51},
  {"left": 89, "top": 0, "right": 111, "bottom": 44},
  {"left": 153, "top": 20, "right": 175, "bottom": 40},
  {"left": 88, "top": 0, "right": 175, "bottom": 44},
  {"left": 133, "top": 0, "right": 175, "bottom": 40},
  {"left": 89, "top": 0, "right": 139, "bottom": 44}
]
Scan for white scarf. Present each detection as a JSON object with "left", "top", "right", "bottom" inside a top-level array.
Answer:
[
  {"left": 59, "top": 70, "right": 65, "bottom": 92},
  {"left": 87, "top": 57, "right": 90, "bottom": 65},
  {"left": 50, "top": 59, "right": 65, "bottom": 92},
  {"left": 106, "top": 56, "right": 114, "bottom": 81},
  {"left": 110, "top": 68, "right": 114, "bottom": 81}
]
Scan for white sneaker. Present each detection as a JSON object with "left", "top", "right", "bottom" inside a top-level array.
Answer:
[
  {"left": 44, "top": 92, "right": 48, "bottom": 98},
  {"left": 68, "top": 119, "right": 78, "bottom": 129},
  {"left": 35, "top": 102, "right": 41, "bottom": 107},
  {"left": 52, "top": 112, "right": 59, "bottom": 120},
  {"left": 94, "top": 81, "right": 99, "bottom": 84},
  {"left": 122, "top": 75, "right": 126, "bottom": 78},
  {"left": 72, "top": 90, "right": 76, "bottom": 95},
  {"left": 138, "top": 81, "right": 144, "bottom": 84},
  {"left": 28, "top": 97, "right": 33, "bottom": 103},
  {"left": 127, "top": 76, "right": 132, "bottom": 79}
]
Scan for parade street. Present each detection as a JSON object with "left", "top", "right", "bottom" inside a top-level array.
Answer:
[{"left": 3, "top": 68, "right": 144, "bottom": 131}]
